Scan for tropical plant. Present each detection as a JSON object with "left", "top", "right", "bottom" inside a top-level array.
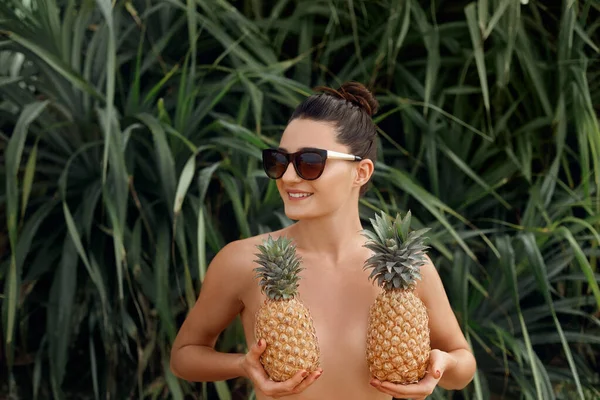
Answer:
[{"left": 0, "top": 0, "right": 598, "bottom": 399}]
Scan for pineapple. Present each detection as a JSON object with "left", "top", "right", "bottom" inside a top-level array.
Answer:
[
  {"left": 362, "top": 211, "right": 431, "bottom": 384},
  {"left": 253, "top": 235, "right": 321, "bottom": 382}
]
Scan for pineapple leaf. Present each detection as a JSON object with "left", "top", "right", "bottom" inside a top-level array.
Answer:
[
  {"left": 253, "top": 235, "right": 303, "bottom": 300},
  {"left": 362, "top": 210, "right": 429, "bottom": 291},
  {"left": 399, "top": 210, "right": 411, "bottom": 241},
  {"left": 371, "top": 212, "right": 389, "bottom": 243},
  {"left": 386, "top": 261, "right": 395, "bottom": 273},
  {"left": 407, "top": 228, "right": 431, "bottom": 243},
  {"left": 361, "top": 229, "right": 381, "bottom": 244}
]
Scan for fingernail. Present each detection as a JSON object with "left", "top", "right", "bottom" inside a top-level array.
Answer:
[
  {"left": 301, "top": 371, "right": 308, "bottom": 377},
  {"left": 315, "top": 373, "right": 322, "bottom": 379}
]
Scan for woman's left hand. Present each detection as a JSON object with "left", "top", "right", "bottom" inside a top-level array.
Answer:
[{"left": 369, "top": 349, "right": 456, "bottom": 400}]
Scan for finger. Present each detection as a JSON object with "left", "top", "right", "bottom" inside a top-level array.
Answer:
[
  {"left": 245, "top": 340, "right": 271, "bottom": 382},
  {"left": 282, "top": 368, "right": 312, "bottom": 391},
  {"left": 250, "top": 338, "right": 267, "bottom": 359},
  {"left": 375, "top": 375, "right": 437, "bottom": 398},
  {"left": 428, "top": 349, "right": 452, "bottom": 379},
  {"left": 379, "top": 378, "right": 431, "bottom": 393},
  {"left": 263, "top": 368, "right": 309, "bottom": 396},
  {"left": 377, "top": 386, "right": 430, "bottom": 400},
  {"left": 290, "top": 369, "right": 322, "bottom": 393},
  {"left": 427, "top": 356, "right": 443, "bottom": 379},
  {"left": 370, "top": 381, "right": 400, "bottom": 398}
]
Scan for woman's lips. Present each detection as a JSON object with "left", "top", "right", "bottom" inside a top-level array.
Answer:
[{"left": 286, "top": 191, "right": 314, "bottom": 200}]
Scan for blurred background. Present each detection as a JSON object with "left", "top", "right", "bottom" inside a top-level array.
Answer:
[{"left": 1, "top": 0, "right": 599, "bottom": 399}]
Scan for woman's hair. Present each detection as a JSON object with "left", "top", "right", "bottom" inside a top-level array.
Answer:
[{"left": 288, "top": 81, "right": 379, "bottom": 195}]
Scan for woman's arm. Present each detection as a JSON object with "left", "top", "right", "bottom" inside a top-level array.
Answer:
[
  {"left": 434, "top": 348, "right": 476, "bottom": 390},
  {"left": 170, "top": 238, "right": 323, "bottom": 397},
  {"left": 170, "top": 240, "right": 248, "bottom": 381},
  {"left": 418, "top": 256, "right": 476, "bottom": 390}
]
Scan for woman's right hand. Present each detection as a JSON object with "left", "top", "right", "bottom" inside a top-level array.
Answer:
[{"left": 240, "top": 339, "right": 322, "bottom": 398}]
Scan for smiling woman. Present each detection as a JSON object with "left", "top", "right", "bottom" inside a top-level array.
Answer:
[
  {"left": 169, "top": 82, "right": 476, "bottom": 400},
  {"left": 2, "top": 0, "right": 598, "bottom": 398},
  {"left": 267, "top": 117, "right": 373, "bottom": 222}
]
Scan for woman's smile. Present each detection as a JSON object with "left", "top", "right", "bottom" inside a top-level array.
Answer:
[{"left": 287, "top": 190, "right": 314, "bottom": 200}]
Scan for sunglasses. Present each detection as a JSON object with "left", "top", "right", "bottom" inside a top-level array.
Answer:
[{"left": 262, "top": 147, "right": 362, "bottom": 181}]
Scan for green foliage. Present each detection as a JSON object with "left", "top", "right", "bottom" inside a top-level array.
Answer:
[{"left": 0, "top": 0, "right": 599, "bottom": 399}]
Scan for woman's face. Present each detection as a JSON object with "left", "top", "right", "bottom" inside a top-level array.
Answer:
[{"left": 275, "top": 118, "right": 367, "bottom": 221}]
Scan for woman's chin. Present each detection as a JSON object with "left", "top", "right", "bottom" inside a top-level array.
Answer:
[
  {"left": 283, "top": 203, "right": 319, "bottom": 221},
  {"left": 284, "top": 208, "right": 306, "bottom": 221}
]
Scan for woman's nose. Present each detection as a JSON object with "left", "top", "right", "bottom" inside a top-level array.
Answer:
[{"left": 281, "top": 162, "right": 302, "bottom": 182}]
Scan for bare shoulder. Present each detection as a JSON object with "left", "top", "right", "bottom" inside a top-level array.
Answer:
[
  {"left": 211, "top": 236, "right": 261, "bottom": 266},
  {"left": 206, "top": 228, "right": 293, "bottom": 287},
  {"left": 415, "top": 254, "right": 448, "bottom": 304},
  {"left": 213, "top": 229, "right": 291, "bottom": 264}
]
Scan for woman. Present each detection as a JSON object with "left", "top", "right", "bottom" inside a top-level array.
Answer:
[{"left": 170, "top": 82, "right": 476, "bottom": 399}]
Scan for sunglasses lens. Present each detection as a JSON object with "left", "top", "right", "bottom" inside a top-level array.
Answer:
[
  {"left": 263, "top": 150, "right": 288, "bottom": 179},
  {"left": 296, "top": 152, "right": 326, "bottom": 180}
]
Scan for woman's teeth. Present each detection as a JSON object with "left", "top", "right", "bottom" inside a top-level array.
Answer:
[{"left": 289, "top": 193, "right": 312, "bottom": 198}]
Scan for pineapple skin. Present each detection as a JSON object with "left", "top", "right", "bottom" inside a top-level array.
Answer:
[
  {"left": 366, "top": 289, "right": 430, "bottom": 384},
  {"left": 254, "top": 298, "right": 321, "bottom": 382}
]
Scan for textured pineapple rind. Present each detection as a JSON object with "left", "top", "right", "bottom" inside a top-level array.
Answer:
[
  {"left": 366, "top": 290, "right": 430, "bottom": 384},
  {"left": 254, "top": 298, "right": 321, "bottom": 382}
]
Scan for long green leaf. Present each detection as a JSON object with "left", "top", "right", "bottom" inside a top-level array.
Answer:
[
  {"left": 174, "top": 153, "right": 196, "bottom": 216},
  {"left": 559, "top": 227, "right": 600, "bottom": 310},
  {"left": 520, "top": 233, "right": 585, "bottom": 399},
  {"left": 219, "top": 173, "right": 252, "bottom": 238},
  {"left": 465, "top": 3, "right": 490, "bottom": 113},
  {"left": 498, "top": 235, "right": 547, "bottom": 400},
  {"left": 163, "top": 357, "right": 184, "bottom": 400},
  {"left": 47, "top": 236, "right": 78, "bottom": 394},
  {"left": 3, "top": 100, "right": 48, "bottom": 350},
  {"left": 20, "top": 137, "right": 38, "bottom": 218},
  {"left": 197, "top": 203, "right": 207, "bottom": 285},
  {"left": 6, "top": 32, "right": 102, "bottom": 100},
  {"left": 155, "top": 221, "right": 176, "bottom": 341},
  {"left": 137, "top": 113, "right": 177, "bottom": 216},
  {"left": 215, "top": 381, "right": 232, "bottom": 400},
  {"left": 61, "top": 202, "right": 109, "bottom": 325}
]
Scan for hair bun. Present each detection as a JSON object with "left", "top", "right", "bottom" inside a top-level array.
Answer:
[{"left": 314, "top": 81, "right": 379, "bottom": 116}]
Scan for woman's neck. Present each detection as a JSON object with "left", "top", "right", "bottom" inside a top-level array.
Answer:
[{"left": 290, "top": 206, "right": 365, "bottom": 263}]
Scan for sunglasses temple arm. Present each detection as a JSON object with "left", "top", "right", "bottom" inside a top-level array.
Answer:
[{"left": 326, "top": 150, "right": 362, "bottom": 161}]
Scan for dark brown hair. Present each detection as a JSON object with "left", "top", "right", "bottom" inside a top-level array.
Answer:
[{"left": 288, "top": 81, "right": 379, "bottom": 195}]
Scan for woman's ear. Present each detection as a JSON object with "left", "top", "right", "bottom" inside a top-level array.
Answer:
[{"left": 354, "top": 159, "right": 374, "bottom": 188}]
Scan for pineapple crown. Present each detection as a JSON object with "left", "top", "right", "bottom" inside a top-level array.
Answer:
[
  {"left": 253, "top": 235, "right": 303, "bottom": 300},
  {"left": 361, "top": 210, "right": 430, "bottom": 291}
]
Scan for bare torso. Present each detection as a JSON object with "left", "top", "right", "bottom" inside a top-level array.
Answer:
[{"left": 238, "top": 229, "right": 392, "bottom": 400}]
